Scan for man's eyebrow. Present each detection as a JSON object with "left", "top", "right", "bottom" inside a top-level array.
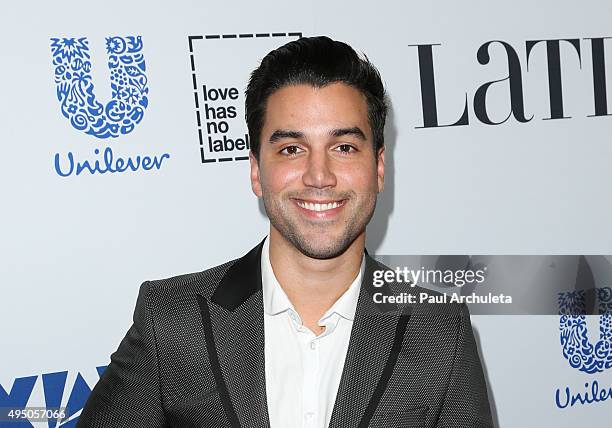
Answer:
[
  {"left": 268, "top": 129, "right": 304, "bottom": 143},
  {"left": 330, "top": 126, "right": 366, "bottom": 140}
]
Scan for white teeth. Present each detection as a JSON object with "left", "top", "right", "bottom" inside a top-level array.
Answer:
[{"left": 297, "top": 200, "right": 342, "bottom": 212}]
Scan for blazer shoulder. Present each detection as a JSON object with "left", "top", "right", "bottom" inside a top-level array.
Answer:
[{"left": 144, "top": 257, "right": 239, "bottom": 299}]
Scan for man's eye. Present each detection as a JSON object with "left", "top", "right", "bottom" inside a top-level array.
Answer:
[
  {"left": 336, "top": 144, "right": 356, "bottom": 154},
  {"left": 280, "top": 145, "right": 303, "bottom": 156}
]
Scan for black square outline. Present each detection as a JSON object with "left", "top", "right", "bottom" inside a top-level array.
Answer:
[{"left": 188, "top": 32, "right": 302, "bottom": 164}]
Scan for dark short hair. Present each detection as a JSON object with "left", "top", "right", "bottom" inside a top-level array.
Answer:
[{"left": 245, "top": 36, "right": 387, "bottom": 160}]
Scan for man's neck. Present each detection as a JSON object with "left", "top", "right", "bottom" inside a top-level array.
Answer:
[{"left": 268, "top": 228, "right": 364, "bottom": 335}]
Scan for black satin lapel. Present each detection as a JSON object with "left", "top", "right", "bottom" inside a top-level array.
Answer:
[
  {"left": 357, "top": 311, "right": 411, "bottom": 428},
  {"left": 211, "top": 238, "right": 265, "bottom": 310},
  {"left": 205, "top": 292, "right": 270, "bottom": 428},
  {"left": 197, "top": 239, "right": 270, "bottom": 427},
  {"left": 196, "top": 295, "right": 240, "bottom": 427},
  {"left": 328, "top": 254, "right": 412, "bottom": 428}
]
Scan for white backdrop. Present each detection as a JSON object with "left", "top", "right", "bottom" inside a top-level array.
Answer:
[{"left": 1, "top": 1, "right": 611, "bottom": 426}]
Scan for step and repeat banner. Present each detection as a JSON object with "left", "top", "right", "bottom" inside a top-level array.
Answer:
[{"left": 1, "top": 0, "right": 611, "bottom": 426}]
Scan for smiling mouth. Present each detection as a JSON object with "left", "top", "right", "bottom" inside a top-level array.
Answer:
[{"left": 294, "top": 199, "right": 346, "bottom": 212}]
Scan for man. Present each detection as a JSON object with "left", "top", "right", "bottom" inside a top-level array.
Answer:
[{"left": 78, "top": 36, "right": 493, "bottom": 428}]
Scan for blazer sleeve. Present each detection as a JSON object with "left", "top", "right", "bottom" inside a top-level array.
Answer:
[
  {"left": 436, "top": 303, "right": 494, "bottom": 428},
  {"left": 77, "top": 281, "right": 167, "bottom": 427}
]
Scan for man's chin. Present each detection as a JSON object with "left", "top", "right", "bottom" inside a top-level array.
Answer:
[
  {"left": 290, "top": 233, "right": 357, "bottom": 260},
  {"left": 296, "top": 245, "right": 347, "bottom": 260}
]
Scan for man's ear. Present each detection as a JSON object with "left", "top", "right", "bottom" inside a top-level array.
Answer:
[
  {"left": 249, "top": 150, "right": 263, "bottom": 197},
  {"left": 377, "top": 146, "right": 385, "bottom": 193}
]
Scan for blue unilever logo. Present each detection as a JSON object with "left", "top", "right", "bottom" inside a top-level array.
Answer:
[
  {"left": 49, "top": 36, "right": 170, "bottom": 177},
  {"left": 50, "top": 36, "right": 148, "bottom": 138},
  {"left": 555, "top": 287, "right": 612, "bottom": 409},
  {"left": 559, "top": 287, "right": 612, "bottom": 374}
]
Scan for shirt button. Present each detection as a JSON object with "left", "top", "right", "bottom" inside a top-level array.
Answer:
[
  {"left": 310, "top": 341, "right": 316, "bottom": 350},
  {"left": 304, "top": 412, "right": 315, "bottom": 420}
]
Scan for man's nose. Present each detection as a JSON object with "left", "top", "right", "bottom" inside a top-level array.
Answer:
[{"left": 302, "top": 149, "right": 337, "bottom": 189}]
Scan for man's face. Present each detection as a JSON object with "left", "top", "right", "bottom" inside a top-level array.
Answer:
[{"left": 250, "top": 82, "right": 385, "bottom": 259}]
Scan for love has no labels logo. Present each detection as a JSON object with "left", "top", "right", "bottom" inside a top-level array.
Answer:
[
  {"left": 50, "top": 36, "right": 170, "bottom": 177},
  {"left": 188, "top": 31, "right": 301, "bottom": 164}
]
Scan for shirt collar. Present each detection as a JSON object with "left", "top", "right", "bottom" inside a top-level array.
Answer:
[{"left": 261, "top": 236, "right": 364, "bottom": 321}]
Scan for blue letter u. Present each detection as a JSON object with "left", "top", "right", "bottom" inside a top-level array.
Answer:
[
  {"left": 50, "top": 36, "right": 148, "bottom": 138},
  {"left": 559, "top": 287, "right": 612, "bottom": 374}
]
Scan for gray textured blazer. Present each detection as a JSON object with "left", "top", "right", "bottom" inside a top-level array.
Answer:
[{"left": 78, "top": 239, "right": 493, "bottom": 428}]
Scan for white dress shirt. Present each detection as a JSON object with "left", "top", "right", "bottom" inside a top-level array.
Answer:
[{"left": 261, "top": 237, "right": 364, "bottom": 428}]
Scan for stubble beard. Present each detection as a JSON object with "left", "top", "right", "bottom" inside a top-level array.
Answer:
[{"left": 262, "top": 189, "right": 377, "bottom": 260}]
